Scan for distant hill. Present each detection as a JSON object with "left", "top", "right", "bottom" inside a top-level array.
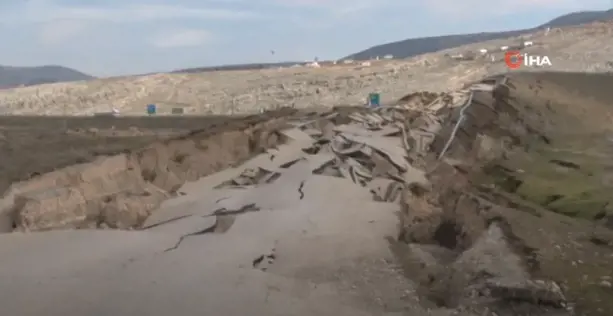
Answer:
[
  {"left": 3, "top": 10, "right": 610, "bottom": 83},
  {"left": 0, "top": 65, "right": 94, "bottom": 88},
  {"left": 344, "top": 9, "right": 613, "bottom": 60},
  {"left": 172, "top": 62, "right": 300, "bottom": 74}
]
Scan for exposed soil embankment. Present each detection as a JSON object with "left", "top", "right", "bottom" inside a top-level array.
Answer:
[
  {"left": 464, "top": 72, "right": 613, "bottom": 223},
  {"left": 0, "top": 108, "right": 302, "bottom": 232},
  {"left": 394, "top": 72, "right": 613, "bottom": 316},
  {"left": 0, "top": 115, "right": 244, "bottom": 202}
]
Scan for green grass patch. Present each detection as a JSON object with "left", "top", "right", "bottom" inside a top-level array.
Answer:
[{"left": 479, "top": 140, "right": 613, "bottom": 220}]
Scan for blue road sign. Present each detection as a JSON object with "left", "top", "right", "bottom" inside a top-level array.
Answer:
[
  {"left": 147, "top": 104, "right": 156, "bottom": 115},
  {"left": 368, "top": 93, "right": 380, "bottom": 108}
]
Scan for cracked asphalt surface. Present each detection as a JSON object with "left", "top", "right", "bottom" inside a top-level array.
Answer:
[{"left": 0, "top": 161, "right": 410, "bottom": 315}]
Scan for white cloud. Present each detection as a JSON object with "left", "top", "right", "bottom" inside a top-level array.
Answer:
[
  {"left": 38, "top": 19, "right": 88, "bottom": 44},
  {"left": 422, "top": 0, "right": 610, "bottom": 17},
  {"left": 267, "top": 0, "right": 380, "bottom": 14},
  {"left": 149, "top": 28, "right": 213, "bottom": 48},
  {"left": 1, "top": 2, "right": 258, "bottom": 25},
  {"left": 1, "top": 0, "right": 610, "bottom": 77}
]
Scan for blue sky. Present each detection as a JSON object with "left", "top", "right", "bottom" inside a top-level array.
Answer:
[{"left": 0, "top": 0, "right": 610, "bottom": 77}]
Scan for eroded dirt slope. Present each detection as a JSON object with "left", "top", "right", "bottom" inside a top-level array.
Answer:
[
  {"left": 0, "top": 109, "right": 302, "bottom": 231},
  {"left": 0, "top": 115, "right": 236, "bottom": 194},
  {"left": 443, "top": 72, "right": 613, "bottom": 222},
  {"left": 413, "top": 71, "right": 613, "bottom": 315}
]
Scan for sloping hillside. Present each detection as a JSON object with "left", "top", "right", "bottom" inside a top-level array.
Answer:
[
  {"left": 172, "top": 62, "right": 300, "bottom": 74},
  {"left": 345, "top": 9, "right": 613, "bottom": 60},
  {"left": 0, "top": 65, "right": 94, "bottom": 88}
]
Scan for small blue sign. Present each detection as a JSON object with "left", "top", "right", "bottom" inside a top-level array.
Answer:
[
  {"left": 368, "top": 93, "right": 380, "bottom": 108},
  {"left": 147, "top": 104, "right": 156, "bottom": 115}
]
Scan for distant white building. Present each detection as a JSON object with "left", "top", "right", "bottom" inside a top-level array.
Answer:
[
  {"left": 383, "top": 54, "right": 393, "bottom": 59},
  {"left": 360, "top": 61, "right": 371, "bottom": 66},
  {"left": 523, "top": 41, "right": 533, "bottom": 47},
  {"left": 500, "top": 46, "right": 509, "bottom": 51},
  {"left": 342, "top": 59, "right": 354, "bottom": 64},
  {"left": 479, "top": 48, "right": 488, "bottom": 54}
]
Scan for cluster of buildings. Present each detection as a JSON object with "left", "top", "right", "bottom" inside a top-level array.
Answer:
[
  {"left": 447, "top": 40, "right": 536, "bottom": 62},
  {"left": 292, "top": 54, "right": 396, "bottom": 69}
]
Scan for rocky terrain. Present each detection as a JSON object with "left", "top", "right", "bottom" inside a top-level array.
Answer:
[
  {"left": 0, "top": 21, "right": 612, "bottom": 116},
  {"left": 2, "top": 8, "right": 609, "bottom": 88},
  {"left": 347, "top": 9, "right": 613, "bottom": 60},
  {"left": 1, "top": 22, "right": 613, "bottom": 316}
]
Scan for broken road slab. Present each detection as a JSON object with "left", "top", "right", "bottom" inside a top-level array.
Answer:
[{"left": 333, "top": 124, "right": 400, "bottom": 137}]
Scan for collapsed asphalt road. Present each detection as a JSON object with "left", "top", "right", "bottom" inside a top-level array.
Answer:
[
  {"left": 0, "top": 110, "right": 432, "bottom": 316},
  {"left": 1, "top": 72, "right": 613, "bottom": 316}
]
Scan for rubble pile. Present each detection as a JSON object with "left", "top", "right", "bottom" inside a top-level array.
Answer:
[
  {"left": 217, "top": 106, "right": 446, "bottom": 202},
  {"left": 203, "top": 80, "right": 571, "bottom": 315}
]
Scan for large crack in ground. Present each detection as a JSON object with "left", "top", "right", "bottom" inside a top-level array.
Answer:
[
  {"left": 297, "top": 181, "right": 305, "bottom": 200},
  {"left": 162, "top": 216, "right": 235, "bottom": 253},
  {"left": 163, "top": 204, "right": 261, "bottom": 252},
  {"left": 0, "top": 108, "right": 300, "bottom": 232}
]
